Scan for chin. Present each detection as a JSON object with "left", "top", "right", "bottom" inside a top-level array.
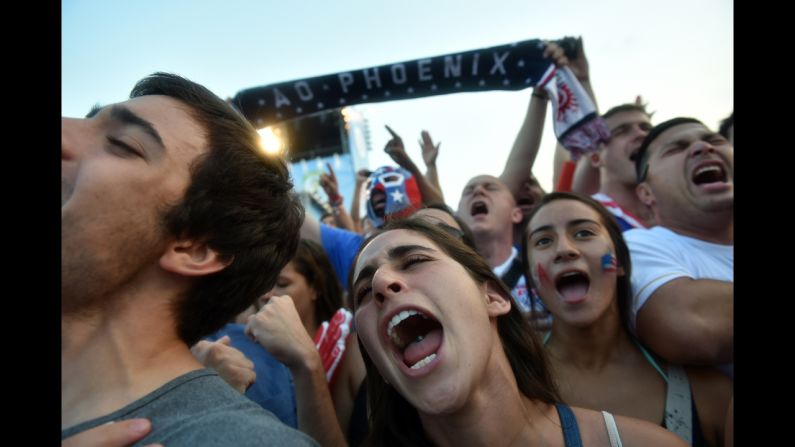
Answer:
[{"left": 407, "top": 380, "right": 465, "bottom": 416}]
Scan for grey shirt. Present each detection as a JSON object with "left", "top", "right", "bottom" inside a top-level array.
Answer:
[{"left": 62, "top": 369, "right": 318, "bottom": 446}]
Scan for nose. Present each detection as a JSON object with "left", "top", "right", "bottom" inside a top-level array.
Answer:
[
  {"left": 629, "top": 124, "right": 649, "bottom": 143},
  {"left": 371, "top": 266, "right": 406, "bottom": 308},
  {"left": 62, "top": 117, "right": 86, "bottom": 162},
  {"left": 554, "top": 236, "right": 580, "bottom": 263},
  {"left": 690, "top": 140, "right": 716, "bottom": 158}
]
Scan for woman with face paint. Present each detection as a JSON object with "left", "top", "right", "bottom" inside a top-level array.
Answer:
[
  {"left": 523, "top": 192, "right": 732, "bottom": 447},
  {"left": 350, "top": 218, "right": 684, "bottom": 447}
]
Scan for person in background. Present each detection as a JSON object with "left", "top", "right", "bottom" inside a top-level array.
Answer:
[
  {"left": 628, "top": 118, "right": 733, "bottom": 370},
  {"left": 246, "top": 239, "right": 367, "bottom": 447},
  {"left": 523, "top": 192, "right": 732, "bottom": 446}
]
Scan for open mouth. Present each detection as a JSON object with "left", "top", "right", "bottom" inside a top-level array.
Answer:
[
  {"left": 386, "top": 309, "right": 443, "bottom": 370},
  {"left": 371, "top": 191, "right": 387, "bottom": 215},
  {"left": 555, "top": 271, "right": 590, "bottom": 304},
  {"left": 470, "top": 200, "right": 489, "bottom": 217},
  {"left": 691, "top": 162, "right": 728, "bottom": 186},
  {"left": 516, "top": 195, "right": 537, "bottom": 214}
]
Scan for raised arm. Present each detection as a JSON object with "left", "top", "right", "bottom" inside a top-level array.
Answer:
[
  {"left": 553, "top": 37, "right": 600, "bottom": 192},
  {"left": 246, "top": 295, "right": 348, "bottom": 447},
  {"left": 501, "top": 40, "right": 582, "bottom": 196},
  {"left": 499, "top": 89, "right": 548, "bottom": 196},
  {"left": 418, "top": 130, "right": 444, "bottom": 201},
  {"left": 349, "top": 169, "right": 370, "bottom": 234},
  {"left": 320, "top": 163, "right": 357, "bottom": 232},
  {"left": 637, "top": 278, "right": 733, "bottom": 364},
  {"left": 383, "top": 125, "right": 444, "bottom": 205}
]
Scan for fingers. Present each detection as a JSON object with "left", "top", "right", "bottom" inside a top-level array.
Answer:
[
  {"left": 384, "top": 124, "right": 399, "bottom": 139},
  {"left": 542, "top": 41, "right": 568, "bottom": 66},
  {"left": 217, "top": 335, "right": 231, "bottom": 346},
  {"left": 325, "top": 162, "right": 337, "bottom": 180},
  {"left": 62, "top": 419, "right": 153, "bottom": 447}
]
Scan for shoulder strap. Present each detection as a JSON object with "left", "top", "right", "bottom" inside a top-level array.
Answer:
[
  {"left": 601, "top": 411, "right": 623, "bottom": 447},
  {"left": 555, "top": 403, "right": 584, "bottom": 447},
  {"left": 501, "top": 257, "right": 524, "bottom": 290},
  {"left": 665, "top": 365, "right": 693, "bottom": 444},
  {"left": 631, "top": 337, "right": 668, "bottom": 384}
]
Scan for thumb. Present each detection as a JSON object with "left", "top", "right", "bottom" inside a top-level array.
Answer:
[{"left": 217, "top": 335, "right": 231, "bottom": 346}]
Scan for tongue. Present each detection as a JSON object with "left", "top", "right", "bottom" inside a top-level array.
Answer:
[
  {"left": 559, "top": 282, "right": 588, "bottom": 303},
  {"left": 403, "top": 328, "right": 442, "bottom": 367}
]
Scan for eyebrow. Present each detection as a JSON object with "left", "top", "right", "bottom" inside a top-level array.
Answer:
[
  {"left": 528, "top": 218, "right": 600, "bottom": 238},
  {"left": 660, "top": 131, "right": 720, "bottom": 152},
  {"left": 86, "top": 104, "right": 165, "bottom": 149},
  {"left": 353, "top": 244, "right": 436, "bottom": 291}
]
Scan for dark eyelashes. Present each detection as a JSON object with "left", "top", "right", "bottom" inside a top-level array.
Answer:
[
  {"left": 106, "top": 136, "right": 142, "bottom": 157},
  {"left": 354, "top": 255, "right": 431, "bottom": 305}
]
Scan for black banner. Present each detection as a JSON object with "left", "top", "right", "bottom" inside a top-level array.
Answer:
[{"left": 233, "top": 38, "right": 575, "bottom": 127}]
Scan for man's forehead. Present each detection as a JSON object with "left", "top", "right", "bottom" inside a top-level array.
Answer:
[
  {"left": 465, "top": 175, "right": 502, "bottom": 188},
  {"left": 651, "top": 122, "right": 710, "bottom": 151},
  {"left": 605, "top": 110, "right": 651, "bottom": 129}
]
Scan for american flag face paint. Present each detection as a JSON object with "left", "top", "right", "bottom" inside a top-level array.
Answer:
[
  {"left": 601, "top": 251, "right": 617, "bottom": 272},
  {"left": 536, "top": 262, "right": 551, "bottom": 285}
]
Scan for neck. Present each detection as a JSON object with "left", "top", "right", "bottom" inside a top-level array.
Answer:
[
  {"left": 62, "top": 288, "right": 203, "bottom": 430},
  {"left": 600, "top": 182, "right": 653, "bottom": 226},
  {"left": 419, "top": 336, "right": 553, "bottom": 446},
  {"left": 547, "top": 304, "right": 631, "bottom": 369},
  {"left": 473, "top": 233, "right": 514, "bottom": 268},
  {"left": 660, "top": 209, "right": 733, "bottom": 245}
]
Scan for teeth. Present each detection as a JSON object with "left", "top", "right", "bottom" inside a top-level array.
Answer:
[
  {"left": 696, "top": 165, "right": 721, "bottom": 175},
  {"left": 387, "top": 310, "right": 428, "bottom": 348},
  {"left": 410, "top": 353, "right": 437, "bottom": 370},
  {"left": 561, "top": 272, "right": 581, "bottom": 278}
]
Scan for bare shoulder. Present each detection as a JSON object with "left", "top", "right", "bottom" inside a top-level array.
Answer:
[{"left": 570, "top": 406, "right": 687, "bottom": 447}]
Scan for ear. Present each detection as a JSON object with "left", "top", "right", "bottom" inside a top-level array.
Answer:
[
  {"left": 484, "top": 281, "right": 512, "bottom": 318},
  {"left": 159, "top": 239, "right": 233, "bottom": 277},
  {"left": 589, "top": 149, "right": 604, "bottom": 168},
  {"left": 635, "top": 182, "right": 656, "bottom": 208},
  {"left": 510, "top": 206, "right": 523, "bottom": 225},
  {"left": 616, "top": 265, "right": 626, "bottom": 277}
]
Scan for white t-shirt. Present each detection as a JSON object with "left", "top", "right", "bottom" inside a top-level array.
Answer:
[{"left": 624, "top": 226, "right": 733, "bottom": 331}]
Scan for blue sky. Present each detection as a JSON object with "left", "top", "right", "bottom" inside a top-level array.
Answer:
[{"left": 63, "top": 0, "right": 733, "bottom": 203}]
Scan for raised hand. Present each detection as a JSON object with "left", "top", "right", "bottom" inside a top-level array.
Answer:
[
  {"left": 319, "top": 162, "right": 342, "bottom": 204},
  {"left": 384, "top": 125, "right": 414, "bottom": 169},
  {"left": 545, "top": 37, "right": 589, "bottom": 82},
  {"left": 245, "top": 294, "right": 318, "bottom": 370},
  {"left": 191, "top": 335, "right": 256, "bottom": 394},
  {"left": 418, "top": 130, "right": 441, "bottom": 167}
]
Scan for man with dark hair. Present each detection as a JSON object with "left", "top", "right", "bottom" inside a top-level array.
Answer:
[
  {"left": 572, "top": 101, "right": 654, "bottom": 230},
  {"left": 627, "top": 117, "right": 733, "bottom": 370},
  {"left": 62, "top": 72, "right": 316, "bottom": 445}
]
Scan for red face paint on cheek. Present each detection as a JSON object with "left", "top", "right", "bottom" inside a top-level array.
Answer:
[{"left": 536, "top": 263, "right": 551, "bottom": 286}]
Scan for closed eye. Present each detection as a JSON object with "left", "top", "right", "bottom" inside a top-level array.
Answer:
[
  {"left": 402, "top": 255, "right": 431, "bottom": 269},
  {"left": 355, "top": 285, "right": 372, "bottom": 307},
  {"left": 106, "top": 136, "right": 143, "bottom": 158}
]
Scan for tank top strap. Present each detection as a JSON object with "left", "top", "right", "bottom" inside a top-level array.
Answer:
[{"left": 555, "top": 403, "right": 584, "bottom": 447}]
